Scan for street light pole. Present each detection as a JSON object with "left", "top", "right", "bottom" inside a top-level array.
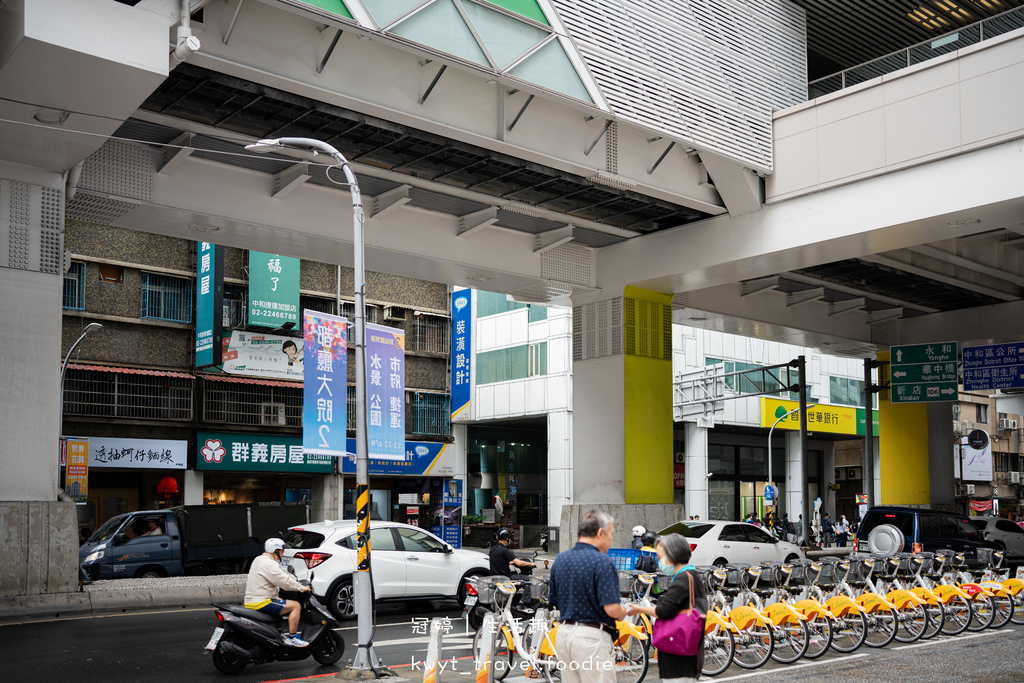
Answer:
[
  {"left": 59, "top": 322, "right": 102, "bottom": 494},
  {"left": 767, "top": 406, "right": 800, "bottom": 503},
  {"left": 245, "top": 137, "right": 378, "bottom": 673}
]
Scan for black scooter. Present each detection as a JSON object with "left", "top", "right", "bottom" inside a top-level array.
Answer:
[
  {"left": 205, "top": 577, "right": 345, "bottom": 674},
  {"left": 465, "top": 550, "right": 539, "bottom": 630}
]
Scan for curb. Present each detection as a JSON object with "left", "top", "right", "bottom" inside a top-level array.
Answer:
[{"left": 0, "top": 585, "right": 244, "bottom": 622}]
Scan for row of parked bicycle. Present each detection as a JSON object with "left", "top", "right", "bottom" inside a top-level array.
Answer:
[{"left": 464, "top": 547, "right": 1022, "bottom": 682}]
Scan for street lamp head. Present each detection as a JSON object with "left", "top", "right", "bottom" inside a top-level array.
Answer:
[
  {"left": 245, "top": 139, "right": 284, "bottom": 153},
  {"left": 84, "top": 322, "right": 103, "bottom": 335}
]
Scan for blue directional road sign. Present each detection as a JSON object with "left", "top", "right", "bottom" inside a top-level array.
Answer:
[
  {"left": 890, "top": 341, "right": 958, "bottom": 403},
  {"left": 764, "top": 485, "right": 775, "bottom": 501},
  {"left": 963, "top": 342, "right": 1024, "bottom": 392}
]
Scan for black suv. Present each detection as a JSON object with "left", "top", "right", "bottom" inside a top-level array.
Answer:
[{"left": 854, "top": 506, "right": 995, "bottom": 565}]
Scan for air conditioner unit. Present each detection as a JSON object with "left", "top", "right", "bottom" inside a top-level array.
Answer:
[
  {"left": 849, "top": 467, "right": 862, "bottom": 480},
  {"left": 999, "top": 417, "right": 1015, "bottom": 430},
  {"left": 963, "top": 420, "right": 973, "bottom": 432},
  {"left": 966, "top": 484, "right": 976, "bottom": 495},
  {"left": 261, "top": 402, "right": 286, "bottom": 426},
  {"left": 383, "top": 306, "right": 407, "bottom": 322},
  {"left": 952, "top": 403, "right": 961, "bottom": 419},
  {"left": 953, "top": 422, "right": 964, "bottom": 435},
  {"left": 1012, "top": 472, "right": 1021, "bottom": 484}
]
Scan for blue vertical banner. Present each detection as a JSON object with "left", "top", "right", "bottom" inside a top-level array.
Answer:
[
  {"left": 430, "top": 478, "right": 464, "bottom": 548},
  {"left": 302, "top": 310, "right": 348, "bottom": 458},
  {"left": 195, "top": 242, "right": 223, "bottom": 368},
  {"left": 367, "top": 322, "right": 405, "bottom": 460},
  {"left": 450, "top": 290, "right": 472, "bottom": 419}
]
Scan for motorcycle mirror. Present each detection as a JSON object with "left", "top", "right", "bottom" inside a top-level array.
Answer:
[{"left": 309, "top": 570, "right": 315, "bottom": 582}]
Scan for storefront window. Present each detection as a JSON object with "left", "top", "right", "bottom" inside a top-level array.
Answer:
[
  {"left": 466, "top": 425, "right": 547, "bottom": 526},
  {"left": 708, "top": 444, "right": 736, "bottom": 475},
  {"left": 708, "top": 480, "right": 736, "bottom": 521}
]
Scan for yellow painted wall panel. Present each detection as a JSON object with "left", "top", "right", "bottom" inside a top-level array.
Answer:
[{"left": 878, "top": 352, "right": 930, "bottom": 505}]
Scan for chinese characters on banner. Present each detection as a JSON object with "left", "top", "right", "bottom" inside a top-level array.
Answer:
[
  {"left": 302, "top": 311, "right": 348, "bottom": 458},
  {"left": 65, "top": 439, "right": 90, "bottom": 501},
  {"left": 248, "top": 251, "right": 300, "bottom": 328},
  {"left": 195, "top": 242, "right": 223, "bottom": 368},
  {"left": 367, "top": 322, "right": 405, "bottom": 460},
  {"left": 450, "top": 291, "right": 471, "bottom": 419}
]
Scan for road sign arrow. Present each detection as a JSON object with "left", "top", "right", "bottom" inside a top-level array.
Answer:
[
  {"left": 893, "top": 371, "right": 906, "bottom": 378},
  {"left": 941, "top": 388, "right": 956, "bottom": 395},
  {"left": 896, "top": 350, "right": 903, "bottom": 362}
]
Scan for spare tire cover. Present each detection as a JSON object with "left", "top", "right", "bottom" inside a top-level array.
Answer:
[{"left": 868, "top": 524, "right": 905, "bottom": 555}]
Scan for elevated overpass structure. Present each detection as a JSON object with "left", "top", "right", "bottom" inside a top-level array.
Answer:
[{"left": 1, "top": 0, "right": 1022, "bottom": 594}]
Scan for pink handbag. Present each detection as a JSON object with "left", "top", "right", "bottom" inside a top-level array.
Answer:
[{"left": 651, "top": 571, "right": 704, "bottom": 656}]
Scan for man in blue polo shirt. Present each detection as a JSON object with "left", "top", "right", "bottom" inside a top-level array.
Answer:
[{"left": 548, "top": 509, "right": 625, "bottom": 683}]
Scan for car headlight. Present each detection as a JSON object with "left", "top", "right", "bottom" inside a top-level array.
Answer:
[{"left": 83, "top": 548, "right": 105, "bottom": 563}]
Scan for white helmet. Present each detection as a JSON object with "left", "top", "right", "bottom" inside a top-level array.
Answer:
[
  {"left": 632, "top": 525, "right": 646, "bottom": 538},
  {"left": 265, "top": 538, "right": 287, "bottom": 553}
]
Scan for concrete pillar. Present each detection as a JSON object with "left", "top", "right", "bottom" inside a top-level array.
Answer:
[
  {"left": 311, "top": 473, "right": 344, "bottom": 522},
  {"left": 684, "top": 422, "right": 708, "bottom": 519},
  {"left": 453, "top": 423, "right": 468, "bottom": 515},
  {"left": 785, "top": 430, "right": 803, "bottom": 527},
  {"left": 928, "top": 402, "right": 956, "bottom": 505},
  {"left": 573, "top": 355, "right": 626, "bottom": 504},
  {"left": 547, "top": 410, "right": 573, "bottom": 529},
  {"left": 878, "top": 354, "right": 930, "bottom": 505},
  {"left": 183, "top": 469, "right": 204, "bottom": 505}
]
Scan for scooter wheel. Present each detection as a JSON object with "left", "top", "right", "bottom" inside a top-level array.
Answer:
[
  {"left": 313, "top": 631, "right": 345, "bottom": 666},
  {"left": 468, "top": 605, "right": 488, "bottom": 631},
  {"left": 213, "top": 637, "right": 248, "bottom": 674}
]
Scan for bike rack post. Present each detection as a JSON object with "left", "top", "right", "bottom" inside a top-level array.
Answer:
[
  {"left": 422, "top": 618, "right": 446, "bottom": 683},
  {"left": 475, "top": 612, "right": 497, "bottom": 683}
]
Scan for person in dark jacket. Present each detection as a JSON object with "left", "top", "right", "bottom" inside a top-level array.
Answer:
[{"left": 625, "top": 533, "right": 706, "bottom": 682}]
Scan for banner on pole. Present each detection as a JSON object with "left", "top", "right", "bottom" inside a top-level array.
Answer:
[
  {"left": 303, "top": 310, "right": 348, "bottom": 458},
  {"left": 367, "top": 322, "right": 406, "bottom": 460}
]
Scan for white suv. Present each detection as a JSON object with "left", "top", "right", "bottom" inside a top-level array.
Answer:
[
  {"left": 969, "top": 517, "right": 1024, "bottom": 560},
  {"left": 281, "top": 520, "right": 490, "bottom": 620}
]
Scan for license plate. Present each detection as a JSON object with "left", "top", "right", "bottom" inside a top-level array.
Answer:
[
  {"left": 463, "top": 596, "right": 477, "bottom": 612},
  {"left": 205, "top": 627, "right": 224, "bottom": 651}
]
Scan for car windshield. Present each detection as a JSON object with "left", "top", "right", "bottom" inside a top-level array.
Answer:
[
  {"left": 658, "top": 522, "right": 713, "bottom": 538},
  {"left": 283, "top": 529, "right": 326, "bottom": 549},
  {"left": 90, "top": 514, "right": 128, "bottom": 543}
]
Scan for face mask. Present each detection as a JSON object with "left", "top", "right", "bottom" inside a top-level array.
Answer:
[{"left": 658, "top": 559, "right": 674, "bottom": 574}]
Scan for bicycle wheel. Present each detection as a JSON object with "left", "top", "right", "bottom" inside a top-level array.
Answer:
[
  {"left": 830, "top": 610, "right": 868, "bottom": 653},
  {"left": 1011, "top": 592, "right": 1024, "bottom": 626},
  {"left": 893, "top": 604, "right": 928, "bottom": 643},
  {"left": 862, "top": 605, "right": 898, "bottom": 648},
  {"left": 537, "top": 653, "right": 560, "bottom": 683},
  {"left": 613, "top": 634, "right": 648, "bottom": 683},
  {"left": 702, "top": 627, "right": 735, "bottom": 676},
  {"left": 967, "top": 594, "right": 995, "bottom": 631},
  {"left": 921, "top": 602, "right": 944, "bottom": 639},
  {"left": 472, "top": 624, "right": 516, "bottom": 681},
  {"left": 732, "top": 621, "right": 774, "bottom": 669},
  {"left": 940, "top": 594, "right": 972, "bottom": 636},
  {"left": 989, "top": 594, "right": 1013, "bottom": 629},
  {"left": 802, "top": 615, "right": 833, "bottom": 659},
  {"left": 770, "top": 619, "right": 809, "bottom": 664}
]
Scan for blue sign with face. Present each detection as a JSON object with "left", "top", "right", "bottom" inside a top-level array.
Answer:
[{"left": 451, "top": 291, "right": 472, "bottom": 419}]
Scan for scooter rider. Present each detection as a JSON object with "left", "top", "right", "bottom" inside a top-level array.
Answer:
[
  {"left": 489, "top": 528, "right": 537, "bottom": 577},
  {"left": 244, "top": 538, "right": 311, "bottom": 647},
  {"left": 630, "top": 525, "right": 647, "bottom": 550}
]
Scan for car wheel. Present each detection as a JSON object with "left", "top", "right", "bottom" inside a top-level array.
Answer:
[
  {"left": 713, "top": 558, "right": 728, "bottom": 568},
  {"left": 994, "top": 541, "right": 1007, "bottom": 552},
  {"left": 785, "top": 554, "right": 800, "bottom": 563},
  {"left": 328, "top": 579, "right": 357, "bottom": 621},
  {"left": 134, "top": 565, "right": 167, "bottom": 579}
]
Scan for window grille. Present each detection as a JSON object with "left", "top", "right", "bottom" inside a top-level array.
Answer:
[
  {"left": 410, "top": 392, "right": 450, "bottom": 437},
  {"left": 300, "top": 294, "right": 338, "bottom": 316},
  {"left": 409, "top": 313, "right": 450, "bottom": 354},
  {"left": 202, "top": 379, "right": 302, "bottom": 426},
  {"left": 339, "top": 300, "right": 381, "bottom": 324},
  {"left": 223, "top": 285, "right": 247, "bottom": 328},
  {"left": 142, "top": 273, "right": 192, "bottom": 323},
  {"left": 347, "top": 384, "right": 356, "bottom": 428},
  {"left": 63, "top": 369, "right": 193, "bottom": 421},
  {"left": 63, "top": 261, "right": 85, "bottom": 310}
]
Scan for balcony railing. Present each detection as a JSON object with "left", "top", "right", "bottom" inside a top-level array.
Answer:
[{"left": 809, "top": 6, "right": 1024, "bottom": 99}]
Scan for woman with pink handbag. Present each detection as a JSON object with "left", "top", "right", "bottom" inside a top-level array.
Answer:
[{"left": 625, "top": 534, "right": 707, "bottom": 683}]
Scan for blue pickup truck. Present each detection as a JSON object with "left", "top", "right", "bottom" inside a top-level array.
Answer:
[{"left": 79, "top": 503, "right": 309, "bottom": 580}]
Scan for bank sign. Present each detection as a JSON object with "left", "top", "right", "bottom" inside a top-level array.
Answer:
[
  {"left": 760, "top": 398, "right": 879, "bottom": 436},
  {"left": 197, "top": 432, "right": 333, "bottom": 473}
]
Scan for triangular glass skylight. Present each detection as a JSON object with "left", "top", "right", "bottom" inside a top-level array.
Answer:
[
  {"left": 462, "top": 1, "right": 550, "bottom": 69},
  {"left": 510, "top": 38, "right": 592, "bottom": 103},
  {"left": 479, "top": 0, "right": 549, "bottom": 25},
  {"left": 293, "top": 0, "right": 353, "bottom": 20},
  {"left": 391, "top": 0, "right": 489, "bottom": 66},
  {"left": 362, "top": 0, "right": 422, "bottom": 27}
]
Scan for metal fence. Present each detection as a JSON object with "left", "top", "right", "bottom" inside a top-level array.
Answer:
[
  {"left": 63, "top": 369, "right": 193, "bottom": 421},
  {"left": 409, "top": 313, "right": 450, "bottom": 354},
  {"left": 809, "top": 5, "right": 1024, "bottom": 99},
  {"left": 202, "top": 379, "right": 303, "bottom": 427},
  {"left": 141, "top": 273, "right": 193, "bottom": 323}
]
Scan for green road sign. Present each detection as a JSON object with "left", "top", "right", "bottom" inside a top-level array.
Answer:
[{"left": 890, "top": 341, "right": 958, "bottom": 403}]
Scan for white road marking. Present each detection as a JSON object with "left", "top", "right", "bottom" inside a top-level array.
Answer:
[{"left": 713, "top": 654, "right": 870, "bottom": 680}]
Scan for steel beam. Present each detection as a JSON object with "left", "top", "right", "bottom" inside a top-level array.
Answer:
[
  {"left": 370, "top": 185, "right": 412, "bottom": 220},
  {"left": 159, "top": 132, "right": 195, "bottom": 174},
  {"left": 458, "top": 207, "right": 499, "bottom": 238},
  {"left": 272, "top": 162, "right": 310, "bottom": 199}
]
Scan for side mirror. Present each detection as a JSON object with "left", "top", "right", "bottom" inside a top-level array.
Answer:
[
  {"left": 113, "top": 533, "right": 129, "bottom": 545},
  {"left": 445, "top": 544, "right": 454, "bottom": 554}
]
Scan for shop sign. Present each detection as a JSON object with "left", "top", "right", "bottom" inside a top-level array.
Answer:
[
  {"left": 450, "top": 290, "right": 472, "bottom": 420},
  {"left": 673, "top": 463, "right": 685, "bottom": 488},
  {"left": 195, "top": 242, "right": 224, "bottom": 368},
  {"left": 87, "top": 437, "right": 187, "bottom": 469},
  {"left": 957, "top": 431, "right": 993, "bottom": 481},
  {"left": 430, "top": 478, "right": 463, "bottom": 548},
  {"left": 197, "top": 432, "right": 333, "bottom": 473},
  {"left": 220, "top": 330, "right": 305, "bottom": 380},
  {"left": 65, "top": 439, "right": 89, "bottom": 502},
  {"left": 339, "top": 439, "right": 453, "bottom": 476},
  {"left": 248, "top": 251, "right": 300, "bottom": 328},
  {"left": 367, "top": 323, "right": 405, "bottom": 460},
  {"left": 760, "top": 398, "right": 879, "bottom": 436},
  {"left": 302, "top": 311, "right": 348, "bottom": 458}
]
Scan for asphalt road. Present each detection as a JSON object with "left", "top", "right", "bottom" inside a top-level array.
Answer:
[{"left": 2, "top": 602, "right": 1023, "bottom": 683}]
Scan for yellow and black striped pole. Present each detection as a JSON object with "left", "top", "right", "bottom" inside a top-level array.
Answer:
[{"left": 356, "top": 483, "right": 371, "bottom": 571}]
